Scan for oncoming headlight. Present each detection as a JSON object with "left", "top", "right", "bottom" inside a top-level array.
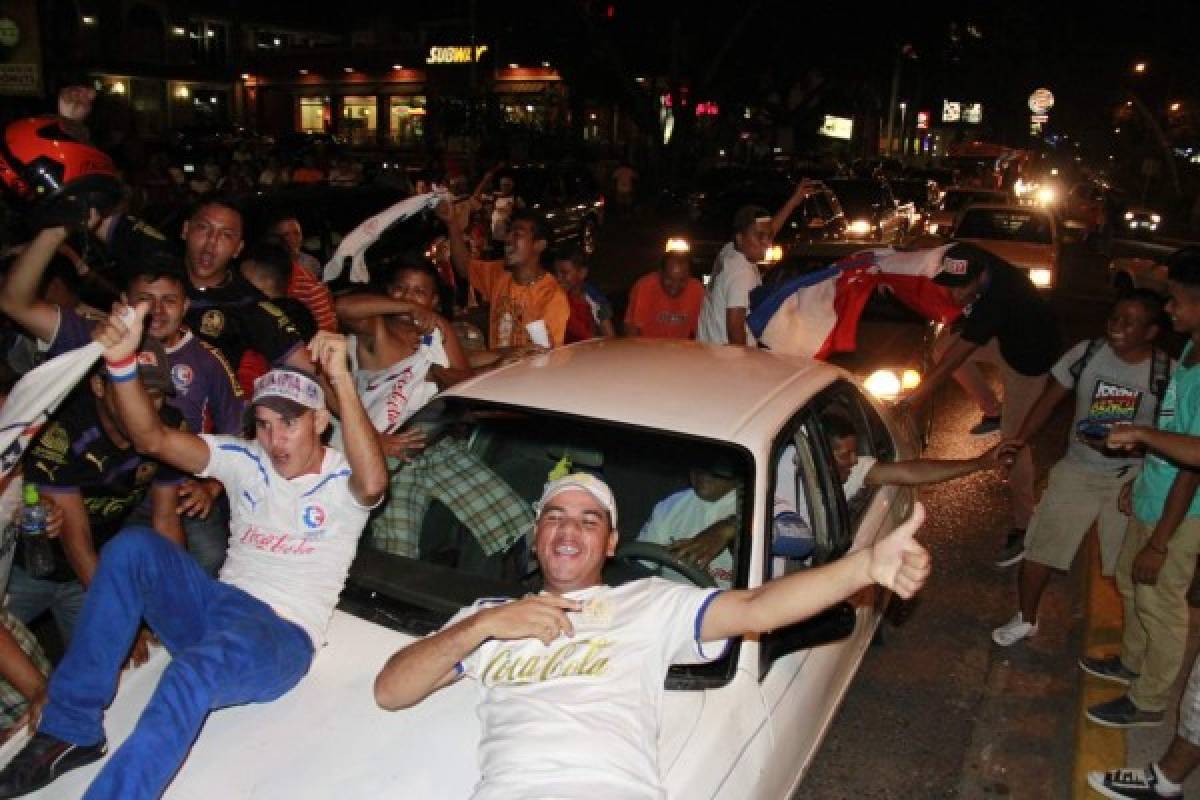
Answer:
[
  {"left": 864, "top": 369, "right": 902, "bottom": 400},
  {"left": 901, "top": 369, "right": 921, "bottom": 391},
  {"left": 1036, "top": 187, "right": 1056, "bottom": 206},
  {"left": 848, "top": 219, "right": 872, "bottom": 236},
  {"left": 1029, "top": 268, "right": 1053, "bottom": 288}
]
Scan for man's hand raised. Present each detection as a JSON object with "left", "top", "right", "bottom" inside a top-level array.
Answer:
[
  {"left": 93, "top": 301, "right": 149, "bottom": 363},
  {"left": 867, "top": 503, "right": 930, "bottom": 599}
]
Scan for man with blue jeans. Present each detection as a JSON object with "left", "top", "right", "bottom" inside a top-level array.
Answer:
[{"left": 0, "top": 306, "right": 387, "bottom": 799}]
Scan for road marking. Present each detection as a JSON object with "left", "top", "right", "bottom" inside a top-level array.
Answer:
[{"left": 1074, "top": 529, "right": 1126, "bottom": 798}]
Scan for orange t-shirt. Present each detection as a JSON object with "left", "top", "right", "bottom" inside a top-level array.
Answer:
[
  {"left": 469, "top": 259, "right": 569, "bottom": 349},
  {"left": 624, "top": 272, "right": 704, "bottom": 339}
]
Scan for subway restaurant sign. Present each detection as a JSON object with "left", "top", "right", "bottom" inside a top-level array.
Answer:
[{"left": 426, "top": 45, "right": 488, "bottom": 64}]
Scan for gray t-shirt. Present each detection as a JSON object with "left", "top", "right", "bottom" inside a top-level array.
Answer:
[{"left": 1051, "top": 340, "right": 1171, "bottom": 474}]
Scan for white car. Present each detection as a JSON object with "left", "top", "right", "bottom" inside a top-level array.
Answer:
[
  {"left": 4, "top": 340, "right": 919, "bottom": 799},
  {"left": 952, "top": 204, "right": 1062, "bottom": 290}
]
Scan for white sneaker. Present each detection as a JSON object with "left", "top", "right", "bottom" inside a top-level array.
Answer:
[{"left": 992, "top": 612, "right": 1037, "bottom": 647}]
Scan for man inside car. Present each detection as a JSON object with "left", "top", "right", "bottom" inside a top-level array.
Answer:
[{"left": 374, "top": 472, "right": 930, "bottom": 800}]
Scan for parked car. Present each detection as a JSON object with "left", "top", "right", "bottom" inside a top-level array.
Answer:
[
  {"left": 685, "top": 168, "right": 846, "bottom": 271},
  {"left": 925, "top": 186, "right": 1012, "bottom": 236},
  {"left": 827, "top": 178, "right": 904, "bottom": 243},
  {"left": 504, "top": 162, "right": 606, "bottom": 256},
  {"left": 951, "top": 204, "right": 1062, "bottom": 290},
  {"left": 1, "top": 340, "right": 921, "bottom": 799},
  {"left": 1064, "top": 182, "right": 1113, "bottom": 236}
]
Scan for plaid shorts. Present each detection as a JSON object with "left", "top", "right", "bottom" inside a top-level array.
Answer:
[
  {"left": 0, "top": 607, "right": 49, "bottom": 733},
  {"left": 370, "top": 438, "right": 533, "bottom": 559}
]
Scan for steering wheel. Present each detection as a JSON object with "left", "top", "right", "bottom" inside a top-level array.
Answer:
[{"left": 612, "top": 541, "right": 717, "bottom": 589}]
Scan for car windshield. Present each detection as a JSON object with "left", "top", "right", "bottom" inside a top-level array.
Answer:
[
  {"left": 829, "top": 181, "right": 881, "bottom": 211},
  {"left": 940, "top": 191, "right": 1006, "bottom": 212},
  {"left": 955, "top": 209, "right": 1053, "bottom": 244},
  {"left": 340, "top": 399, "right": 753, "bottom": 639}
]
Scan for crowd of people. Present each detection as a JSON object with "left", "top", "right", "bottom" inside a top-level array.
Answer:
[{"left": 0, "top": 90, "right": 1192, "bottom": 800}]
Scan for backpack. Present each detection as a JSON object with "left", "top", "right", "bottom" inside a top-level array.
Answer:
[{"left": 1067, "top": 337, "right": 1172, "bottom": 417}]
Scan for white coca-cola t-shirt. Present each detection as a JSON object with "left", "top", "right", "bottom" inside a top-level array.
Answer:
[
  {"left": 347, "top": 329, "right": 447, "bottom": 435},
  {"left": 200, "top": 435, "right": 373, "bottom": 647},
  {"left": 449, "top": 578, "right": 728, "bottom": 800}
]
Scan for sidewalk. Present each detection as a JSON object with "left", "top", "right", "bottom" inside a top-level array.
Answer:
[{"left": 1076, "top": 535, "right": 1200, "bottom": 797}]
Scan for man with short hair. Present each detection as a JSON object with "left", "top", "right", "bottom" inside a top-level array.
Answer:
[
  {"left": 697, "top": 180, "right": 816, "bottom": 346},
  {"left": 458, "top": 209, "right": 569, "bottom": 351},
  {"left": 0, "top": 225, "right": 247, "bottom": 577},
  {"left": 553, "top": 246, "right": 615, "bottom": 343},
  {"left": 903, "top": 242, "right": 1061, "bottom": 566},
  {"left": 624, "top": 241, "right": 704, "bottom": 339},
  {"left": 0, "top": 307, "right": 387, "bottom": 799},
  {"left": 374, "top": 473, "right": 930, "bottom": 799}
]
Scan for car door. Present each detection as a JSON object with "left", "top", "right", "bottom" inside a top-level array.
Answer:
[{"left": 713, "top": 380, "right": 915, "bottom": 799}]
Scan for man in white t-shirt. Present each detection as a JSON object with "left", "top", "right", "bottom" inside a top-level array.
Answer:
[
  {"left": 374, "top": 472, "right": 932, "bottom": 800},
  {"left": 0, "top": 307, "right": 387, "bottom": 800},
  {"left": 697, "top": 182, "right": 816, "bottom": 347}
]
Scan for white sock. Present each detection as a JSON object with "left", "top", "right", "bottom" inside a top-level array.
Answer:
[{"left": 1151, "top": 762, "right": 1183, "bottom": 795}]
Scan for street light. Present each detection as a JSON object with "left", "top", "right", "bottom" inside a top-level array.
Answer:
[
  {"left": 1170, "top": 102, "right": 1182, "bottom": 113},
  {"left": 1134, "top": 61, "right": 1147, "bottom": 74}
]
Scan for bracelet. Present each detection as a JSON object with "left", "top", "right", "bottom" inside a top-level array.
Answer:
[
  {"left": 104, "top": 354, "right": 136, "bottom": 369},
  {"left": 105, "top": 356, "right": 137, "bottom": 382}
]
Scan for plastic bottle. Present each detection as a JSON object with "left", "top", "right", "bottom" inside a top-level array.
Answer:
[{"left": 20, "top": 485, "right": 55, "bottom": 579}]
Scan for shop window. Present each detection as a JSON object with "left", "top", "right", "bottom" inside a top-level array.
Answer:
[
  {"left": 342, "top": 96, "right": 377, "bottom": 145},
  {"left": 501, "top": 100, "right": 546, "bottom": 130},
  {"left": 188, "top": 20, "right": 227, "bottom": 65},
  {"left": 299, "top": 97, "right": 330, "bottom": 133},
  {"left": 389, "top": 97, "right": 426, "bottom": 146}
]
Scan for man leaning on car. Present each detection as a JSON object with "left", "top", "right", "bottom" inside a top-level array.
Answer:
[{"left": 374, "top": 472, "right": 930, "bottom": 800}]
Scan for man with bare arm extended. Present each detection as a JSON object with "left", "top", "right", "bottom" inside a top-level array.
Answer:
[{"left": 374, "top": 472, "right": 930, "bottom": 799}]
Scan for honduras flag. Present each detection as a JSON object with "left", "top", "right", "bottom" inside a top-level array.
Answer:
[{"left": 747, "top": 245, "right": 962, "bottom": 359}]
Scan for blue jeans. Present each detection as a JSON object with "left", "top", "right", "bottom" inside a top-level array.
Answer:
[
  {"left": 39, "top": 528, "right": 313, "bottom": 800},
  {"left": 5, "top": 565, "right": 86, "bottom": 643}
]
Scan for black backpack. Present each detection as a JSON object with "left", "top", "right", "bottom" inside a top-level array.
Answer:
[{"left": 1067, "top": 338, "right": 1172, "bottom": 417}]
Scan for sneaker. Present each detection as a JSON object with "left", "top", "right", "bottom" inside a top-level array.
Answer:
[
  {"left": 969, "top": 414, "right": 1003, "bottom": 436},
  {"left": 0, "top": 731, "right": 107, "bottom": 798},
  {"left": 1079, "top": 655, "right": 1140, "bottom": 686},
  {"left": 1086, "top": 695, "right": 1165, "bottom": 728},
  {"left": 992, "top": 612, "right": 1037, "bottom": 647},
  {"left": 1088, "top": 765, "right": 1182, "bottom": 799},
  {"left": 994, "top": 530, "right": 1026, "bottom": 568}
]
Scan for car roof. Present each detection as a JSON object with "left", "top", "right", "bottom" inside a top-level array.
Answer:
[{"left": 443, "top": 339, "right": 839, "bottom": 447}]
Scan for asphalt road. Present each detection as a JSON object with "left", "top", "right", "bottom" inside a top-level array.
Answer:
[{"left": 588, "top": 216, "right": 1179, "bottom": 799}]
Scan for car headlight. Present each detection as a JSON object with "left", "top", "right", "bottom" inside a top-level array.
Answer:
[
  {"left": 1036, "top": 187, "right": 1056, "bottom": 206},
  {"left": 901, "top": 369, "right": 921, "bottom": 391},
  {"left": 1029, "top": 268, "right": 1053, "bottom": 288},
  {"left": 864, "top": 369, "right": 902, "bottom": 400},
  {"left": 848, "top": 219, "right": 872, "bottom": 236},
  {"left": 927, "top": 223, "right": 940, "bottom": 234},
  {"left": 760, "top": 244, "right": 783, "bottom": 265},
  {"left": 1125, "top": 211, "right": 1135, "bottom": 220},
  {"left": 1152, "top": 214, "right": 1162, "bottom": 224}
]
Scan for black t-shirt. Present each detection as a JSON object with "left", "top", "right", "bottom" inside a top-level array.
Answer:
[
  {"left": 21, "top": 393, "right": 184, "bottom": 582},
  {"left": 959, "top": 260, "right": 1061, "bottom": 376},
  {"left": 185, "top": 271, "right": 304, "bottom": 367},
  {"left": 271, "top": 297, "right": 318, "bottom": 343}
]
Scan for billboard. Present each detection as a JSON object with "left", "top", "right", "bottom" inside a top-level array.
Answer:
[
  {"left": 0, "top": 0, "right": 42, "bottom": 96},
  {"left": 818, "top": 115, "right": 853, "bottom": 140},
  {"left": 942, "top": 100, "right": 961, "bottom": 123},
  {"left": 963, "top": 103, "right": 983, "bottom": 124}
]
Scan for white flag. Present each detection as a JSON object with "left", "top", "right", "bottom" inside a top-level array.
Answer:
[{"left": 323, "top": 193, "right": 441, "bottom": 284}]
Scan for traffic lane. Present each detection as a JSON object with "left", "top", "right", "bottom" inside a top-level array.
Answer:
[{"left": 799, "top": 379, "right": 1084, "bottom": 799}]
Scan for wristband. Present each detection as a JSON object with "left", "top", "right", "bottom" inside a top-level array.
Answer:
[
  {"left": 105, "top": 355, "right": 137, "bottom": 382},
  {"left": 104, "top": 354, "right": 136, "bottom": 369}
]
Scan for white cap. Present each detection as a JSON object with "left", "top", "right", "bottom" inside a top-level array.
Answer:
[
  {"left": 536, "top": 473, "right": 618, "bottom": 528},
  {"left": 251, "top": 368, "right": 325, "bottom": 417}
]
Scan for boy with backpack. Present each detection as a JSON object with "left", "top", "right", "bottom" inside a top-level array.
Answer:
[{"left": 992, "top": 289, "right": 1171, "bottom": 647}]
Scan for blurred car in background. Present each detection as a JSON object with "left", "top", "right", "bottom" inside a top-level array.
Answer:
[
  {"left": 925, "top": 187, "right": 1011, "bottom": 236},
  {"left": 827, "top": 178, "right": 904, "bottom": 243},
  {"left": 1122, "top": 207, "right": 1162, "bottom": 240},
  {"left": 890, "top": 178, "right": 936, "bottom": 234},
  {"left": 951, "top": 205, "right": 1064, "bottom": 290},
  {"left": 505, "top": 162, "right": 606, "bottom": 256}
]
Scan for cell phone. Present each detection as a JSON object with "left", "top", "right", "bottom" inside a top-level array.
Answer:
[{"left": 1076, "top": 419, "right": 1111, "bottom": 443}]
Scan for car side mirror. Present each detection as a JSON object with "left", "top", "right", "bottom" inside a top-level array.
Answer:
[{"left": 759, "top": 601, "right": 857, "bottom": 679}]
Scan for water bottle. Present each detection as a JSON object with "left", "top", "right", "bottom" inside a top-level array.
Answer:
[{"left": 21, "top": 485, "right": 55, "bottom": 579}]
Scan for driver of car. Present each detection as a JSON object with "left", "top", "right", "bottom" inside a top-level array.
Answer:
[
  {"left": 636, "top": 463, "right": 740, "bottom": 587},
  {"left": 374, "top": 472, "right": 931, "bottom": 800}
]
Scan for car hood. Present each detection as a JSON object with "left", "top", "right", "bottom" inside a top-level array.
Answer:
[
  {"left": 956, "top": 238, "right": 1054, "bottom": 270},
  {"left": 2, "top": 610, "right": 710, "bottom": 799}
]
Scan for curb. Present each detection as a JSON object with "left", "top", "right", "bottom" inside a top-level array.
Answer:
[{"left": 1073, "top": 529, "right": 1127, "bottom": 798}]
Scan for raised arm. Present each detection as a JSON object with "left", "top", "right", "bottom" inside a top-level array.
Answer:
[
  {"left": 0, "top": 227, "right": 69, "bottom": 342},
  {"left": 308, "top": 332, "right": 387, "bottom": 507},
  {"left": 770, "top": 180, "right": 815, "bottom": 238},
  {"left": 701, "top": 504, "right": 929, "bottom": 641},
  {"left": 434, "top": 197, "right": 470, "bottom": 280},
  {"left": 92, "top": 304, "right": 212, "bottom": 476}
]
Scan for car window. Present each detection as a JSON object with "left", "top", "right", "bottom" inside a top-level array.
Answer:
[
  {"left": 956, "top": 209, "right": 1052, "bottom": 244},
  {"left": 807, "top": 382, "right": 894, "bottom": 534}
]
